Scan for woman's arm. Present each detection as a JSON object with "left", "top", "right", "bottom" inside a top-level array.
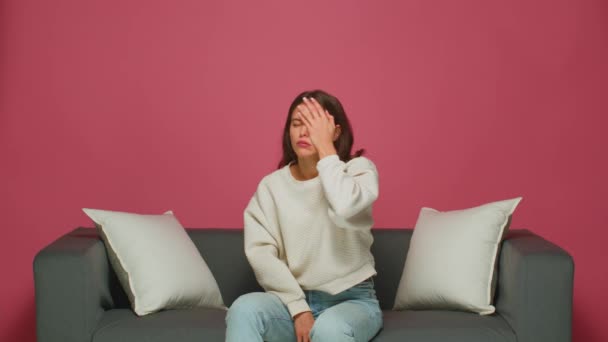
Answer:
[
  {"left": 244, "top": 181, "right": 311, "bottom": 318},
  {"left": 316, "top": 154, "right": 379, "bottom": 230}
]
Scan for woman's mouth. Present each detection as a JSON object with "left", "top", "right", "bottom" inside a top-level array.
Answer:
[{"left": 297, "top": 142, "right": 311, "bottom": 148}]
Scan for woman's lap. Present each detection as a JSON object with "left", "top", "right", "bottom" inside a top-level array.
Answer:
[
  {"left": 225, "top": 292, "right": 294, "bottom": 341},
  {"left": 226, "top": 278, "right": 383, "bottom": 342},
  {"left": 311, "top": 299, "right": 383, "bottom": 341}
]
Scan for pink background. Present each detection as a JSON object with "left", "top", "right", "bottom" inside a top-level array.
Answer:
[{"left": 1, "top": 0, "right": 606, "bottom": 341}]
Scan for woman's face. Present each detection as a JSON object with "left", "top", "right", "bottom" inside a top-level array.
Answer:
[{"left": 289, "top": 109, "right": 317, "bottom": 158}]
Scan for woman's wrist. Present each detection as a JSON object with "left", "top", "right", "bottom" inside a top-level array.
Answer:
[
  {"left": 317, "top": 144, "right": 337, "bottom": 160},
  {"left": 294, "top": 310, "right": 312, "bottom": 318}
]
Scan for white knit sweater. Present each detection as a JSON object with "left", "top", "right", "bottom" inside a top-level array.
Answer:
[{"left": 243, "top": 154, "right": 379, "bottom": 318}]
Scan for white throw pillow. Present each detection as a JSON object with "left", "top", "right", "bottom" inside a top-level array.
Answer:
[
  {"left": 393, "top": 197, "right": 522, "bottom": 315},
  {"left": 82, "top": 208, "right": 226, "bottom": 316}
]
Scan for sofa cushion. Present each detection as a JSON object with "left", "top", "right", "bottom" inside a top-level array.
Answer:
[
  {"left": 373, "top": 310, "right": 516, "bottom": 342},
  {"left": 92, "top": 308, "right": 227, "bottom": 342},
  {"left": 92, "top": 308, "right": 516, "bottom": 342}
]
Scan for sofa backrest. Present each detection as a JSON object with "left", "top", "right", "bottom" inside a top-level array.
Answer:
[{"left": 105, "top": 228, "right": 414, "bottom": 310}]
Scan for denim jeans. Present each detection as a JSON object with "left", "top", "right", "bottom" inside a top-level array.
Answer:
[{"left": 225, "top": 277, "right": 383, "bottom": 342}]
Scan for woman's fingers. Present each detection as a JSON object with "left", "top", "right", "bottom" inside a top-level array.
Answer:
[
  {"left": 299, "top": 99, "right": 315, "bottom": 119},
  {"left": 297, "top": 106, "right": 313, "bottom": 128},
  {"left": 297, "top": 103, "right": 315, "bottom": 125},
  {"left": 306, "top": 97, "right": 325, "bottom": 119},
  {"left": 300, "top": 98, "right": 317, "bottom": 119}
]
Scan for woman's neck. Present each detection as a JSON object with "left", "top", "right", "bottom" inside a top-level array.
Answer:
[{"left": 292, "top": 156, "right": 319, "bottom": 181}]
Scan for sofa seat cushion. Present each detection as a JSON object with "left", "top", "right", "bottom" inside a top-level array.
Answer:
[
  {"left": 92, "top": 308, "right": 227, "bottom": 342},
  {"left": 93, "top": 308, "right": 516, "bottom": 342},
  {"left": 373, "top": 310, "right": 516, "bottom": 342}
]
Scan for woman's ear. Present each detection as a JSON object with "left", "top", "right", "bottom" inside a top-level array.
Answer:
[{"left": 333, "top": 125, "right": 341, "bottom": 141}]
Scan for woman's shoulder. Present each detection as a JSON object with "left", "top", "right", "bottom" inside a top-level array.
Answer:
[
  {"left": 255, "top": 165, "right": 289, "bottom": 190},
  {"left": 346, "top": 154, "right": 374, "bottom": 164},
  {"left": 345, "top": 155, "right": 378, "bottom": 172}
]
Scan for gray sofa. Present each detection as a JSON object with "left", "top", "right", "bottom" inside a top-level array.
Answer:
[{"left": 34, "top": 227, "right": 574, "bottom": 342}]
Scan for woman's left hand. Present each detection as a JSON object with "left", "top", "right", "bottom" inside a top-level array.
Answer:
[{"left": 297, "top": 97, "right": 339, "bottom": 153}]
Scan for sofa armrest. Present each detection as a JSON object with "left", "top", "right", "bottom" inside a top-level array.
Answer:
[
  {"left": 496, "top": 229, "right": 574, "bottom": 342},
  {"left": 34, "top": 227, "right": 114, "bottom": 342}
]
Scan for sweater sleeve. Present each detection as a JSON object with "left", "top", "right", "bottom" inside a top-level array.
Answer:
[
  {"left": 243, "top": 180, "right": 311, "bottom": 318},
  {"left": 316, "top": 154, "right": 379, "bottom": 231}
]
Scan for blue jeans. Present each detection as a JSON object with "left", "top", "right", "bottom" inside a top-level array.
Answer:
[{"left": 225, "top": 277, "right": 383, "bottom": 342}]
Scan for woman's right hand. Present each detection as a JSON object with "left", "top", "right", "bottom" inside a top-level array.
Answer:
[{"left": 293, "top": 311, "right": 315, "bottom": 342}]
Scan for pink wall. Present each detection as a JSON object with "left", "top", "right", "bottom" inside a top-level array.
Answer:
[{"left": 1, "top": 0, "right": 606, "bottom": 341}]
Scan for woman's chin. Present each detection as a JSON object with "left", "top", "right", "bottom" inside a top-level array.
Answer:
[{"left": 295, "top": 150, "right": 318, "bottom": 158}]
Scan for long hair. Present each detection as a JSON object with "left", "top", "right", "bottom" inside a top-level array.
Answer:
[{"left": 278, "top": 89, "right": 365, "bottom": 169}]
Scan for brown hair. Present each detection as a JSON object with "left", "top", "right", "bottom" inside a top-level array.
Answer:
[{"left": 278, "top": 89, "right": 365, "bottom": 169}]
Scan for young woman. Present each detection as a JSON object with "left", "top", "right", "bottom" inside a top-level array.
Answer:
[{"left": 226, "top": 89, "right": 383, "bottom": 342}]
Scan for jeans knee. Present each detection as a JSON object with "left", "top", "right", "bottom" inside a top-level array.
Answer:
[
  {"left": 310, "top": 317, "right": 354, "bottom": 342},
  {"left": 226, "top": 292, "right": 269, "bottom": 322}
]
